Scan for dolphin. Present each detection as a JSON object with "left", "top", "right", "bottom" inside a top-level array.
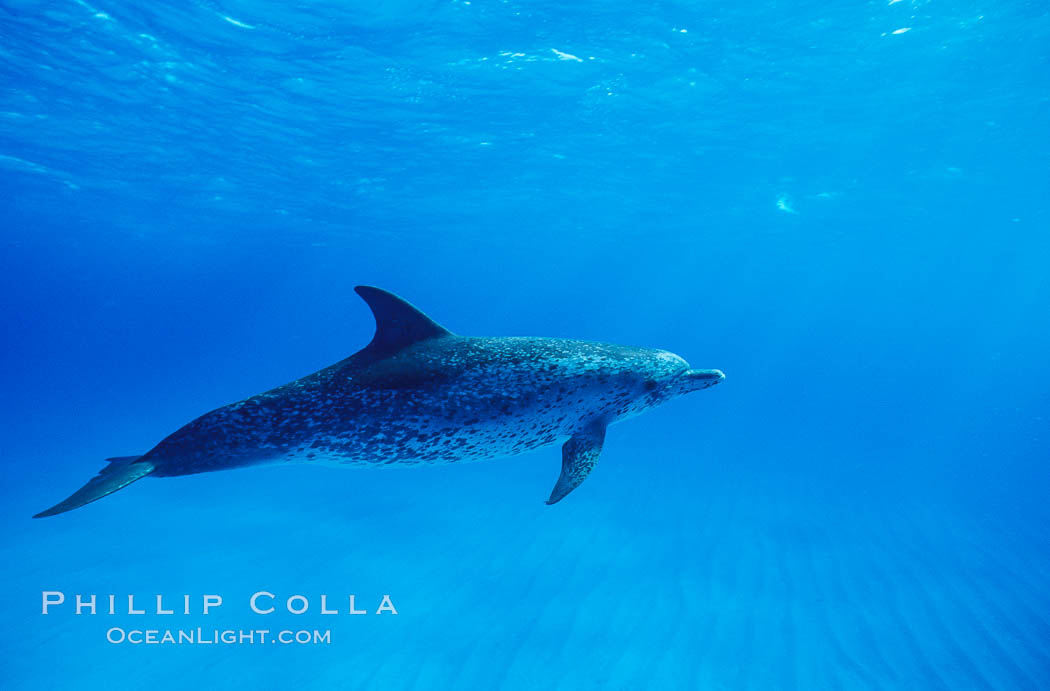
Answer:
[{"left": 34, "top": 287, "right": 724, "bottom": 517}]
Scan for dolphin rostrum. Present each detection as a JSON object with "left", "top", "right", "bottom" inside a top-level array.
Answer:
[{"left": 35, "top": 287, "right": 724, "bottom": 517}]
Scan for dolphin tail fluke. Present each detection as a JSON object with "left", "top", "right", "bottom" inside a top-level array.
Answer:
[{"left": 33, "top": 456, "right": 154, "bottom": 518}]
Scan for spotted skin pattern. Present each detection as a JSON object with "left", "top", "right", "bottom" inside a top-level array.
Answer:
[
  {"left": 548, "top": 421, "right": 606, "bottom": 504},
  {"left": 35, "top": 287, "right": 724, "bottom": 517},
  {"left": 149, "top": 336, "right": 710, "bottom": 477}
]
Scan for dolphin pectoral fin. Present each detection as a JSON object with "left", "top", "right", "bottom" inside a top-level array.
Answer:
[
  {"left": 546, "top": 423, "right": 607, "bottom": 505},
  {"left": 33, "top": 455, "right": 154, "bottom": 518}
]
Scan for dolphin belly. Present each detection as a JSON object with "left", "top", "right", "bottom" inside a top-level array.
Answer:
[
  {"left": 145, "top": 383, "right": 580, "bottom": 476},
  {"left": 277, "top": 400, "right": 575, "bottom": 468}
]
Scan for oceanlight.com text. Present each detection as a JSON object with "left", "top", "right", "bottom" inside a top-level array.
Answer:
[{"left": 106, "top": 627, "right": 331, "bottom": 645}]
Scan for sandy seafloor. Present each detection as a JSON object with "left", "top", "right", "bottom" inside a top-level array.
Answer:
[{"left": 4, "top": 409, "right": 1049, "bottom": 689}]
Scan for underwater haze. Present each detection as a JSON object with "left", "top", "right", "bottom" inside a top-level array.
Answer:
[{"left": 2, "top": 0, "right": 1049, "bottom": 688}]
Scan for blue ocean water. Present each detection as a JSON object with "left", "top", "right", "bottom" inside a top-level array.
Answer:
[{"left": 2, "top": 0, "right": 1049, "bottom": 688}]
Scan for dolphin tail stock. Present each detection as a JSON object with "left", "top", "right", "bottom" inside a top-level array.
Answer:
[{"left": 33, "top": 455, "right": 154, "bottom": 518}]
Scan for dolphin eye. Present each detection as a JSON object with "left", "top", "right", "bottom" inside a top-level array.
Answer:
[{"left": 644, "top": 379, "right": 658, "bottom": 392}]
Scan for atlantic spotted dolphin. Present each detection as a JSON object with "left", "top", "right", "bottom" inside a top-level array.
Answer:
[{"left": 35, "top": 287, "right": 724, "bottom": 517}]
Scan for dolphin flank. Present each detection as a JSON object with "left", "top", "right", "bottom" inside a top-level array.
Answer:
[{"left": 34, "top": 287, "right": 725, "bottom": 518}]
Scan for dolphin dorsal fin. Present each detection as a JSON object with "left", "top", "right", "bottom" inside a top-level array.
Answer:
[{"left": 354, "top": 286, "right": 453, "bottom": 355}]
